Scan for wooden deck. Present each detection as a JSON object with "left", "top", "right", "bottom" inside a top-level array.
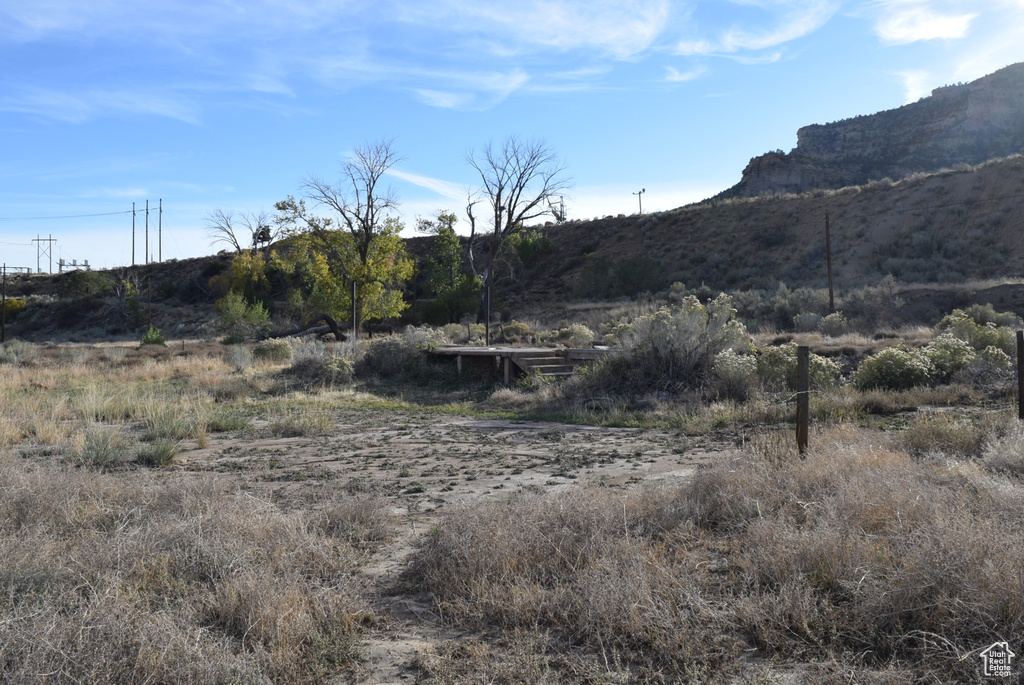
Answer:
[{"left": 431, "top": 346, "right": 610, "bottom": 384}]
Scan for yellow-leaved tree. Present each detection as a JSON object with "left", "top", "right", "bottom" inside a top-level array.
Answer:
[{"left": 273, "top": 139, "right": 413, "bottom": 338}]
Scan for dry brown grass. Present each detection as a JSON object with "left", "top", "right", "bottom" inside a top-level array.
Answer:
[
  {"left": 0, "top": 452, "right": 381, "bottom": 683},
  {"left": 414, "top": 425, "right": 1024, "bottom": 682},
  {"left": 0, "top": 342, "right": 397, "bottom": 683}
]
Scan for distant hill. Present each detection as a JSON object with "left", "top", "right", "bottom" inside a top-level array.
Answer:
[
  {"left": 506, "top": 155, "right": 1024, "bottom": 306},
  {"left": 721, "top": 62, "right": 1024, "bottom": 198}
]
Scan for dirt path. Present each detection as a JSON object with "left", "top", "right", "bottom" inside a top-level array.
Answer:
[{"left": 178, "top": 412, "right": 735, "bottom": 682}]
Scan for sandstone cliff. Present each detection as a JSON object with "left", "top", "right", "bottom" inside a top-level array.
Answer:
[{"left": 722, "top": 62, "right": 1024, "bottom": 198}]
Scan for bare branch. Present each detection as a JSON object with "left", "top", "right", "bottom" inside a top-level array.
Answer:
[
  {"left": 465, "top": 136, "right": 572, "bottom": 280},
  {"left": 302, "top": 138, "right": 403, "bottom": 264},
  {"left": 206, "top": 209, "right": 244, "bottom": 253}
]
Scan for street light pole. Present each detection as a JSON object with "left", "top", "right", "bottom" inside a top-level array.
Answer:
[{"left": 633, "top": 188, "right": 646, "bottom": 215}]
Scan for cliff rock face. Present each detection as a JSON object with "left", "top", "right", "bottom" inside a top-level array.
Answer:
[{"left": 723, "top": 62, "right": 1024, "bottom": 198}]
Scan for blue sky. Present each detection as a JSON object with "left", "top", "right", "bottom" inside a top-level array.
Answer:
[{"left": 1, "top": 0, "right": 1021, "bottom": 270}]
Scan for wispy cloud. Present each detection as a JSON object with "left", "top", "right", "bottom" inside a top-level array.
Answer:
[
  {"left": 387, "top": 169, "right": 467, "bottom": 202},
  {"left": 0, "top": 87, "right": 200, "bottom": 124},
  {"left": 665, "top": 66, "right": 707, "bottom": 82},
  {"left": 873, "top": 0, "right": 977, "bottom": 44},
  {"left": 392, "top": 0, "right": 672, "bottom": 60},
  {"left": 675, "top": 0, "right": 838, "bottom": 56}
]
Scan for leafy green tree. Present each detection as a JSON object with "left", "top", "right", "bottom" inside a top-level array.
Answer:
[
  {"left": 417, "top": 211, "right": 481, "bottom": 324},
  {"left": 215, "top": 290, "right": 270, "bottom": 342}
]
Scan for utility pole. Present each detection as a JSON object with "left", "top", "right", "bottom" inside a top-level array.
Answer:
[
  {"left": 351, "top": 280, "right": 357, "bottom": 340},
  {"left": 825, "top": 211, "right": 835, "bottom": 314},
  {"left": 633, "top": 188, "right": 646, "bottom": 215},
  {"left": 158, "top": 198, "right": 162, "bottom": 263},
  {"left": 32, "top": 234, "right": 56, "bottom": 274},
  {"left": 145, "top": 199, "right": 149, "bottom": 264},
  {"left": 132, "top": 202, "right": 136, "bottom": 266},
  {"left": 2, "top": 263, "right": 6, "bottom": 344}
]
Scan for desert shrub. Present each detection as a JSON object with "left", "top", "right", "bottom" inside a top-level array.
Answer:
[
  {"left": 961, "top": 302, "right": 1023, "bottom": 328},
  {"left": 224, "top": 344, "right": 253, "bottom": 373},
  {"left": 976, "top": 345, "right": 1012, "bottom": 368},
  {"left": 2, "top": 297, "right": 27, "bottom": 319},
  {"left": 252, "top": 338, "right": 293, "bottom": 363},
  {"left": 921, "top": 334, "right": 976, "bottom": 383},
  {"left": 216, "top": 290, "right": 270, "bottom": 341},
  {"left": 60, "top": 347, "right": 92, "bottom": 364},
  {"left": 837, "top": 275, "right": 903, "bottom": 330},
  {"left": 756, "top": 342, "right": 842, "bottom": 391},
  {"left": 0, "top": 459, "right": 371, "bottom": 682},
  {"left": 140, "top": 325, "right": 165, "bottom": 346},
  {"left": 286, "top": 341, "right": 355, "bottom": 387},
  {"left": 544, "top": 323, "right": 594, "bottom": 348},
  {"left": 713, "top": 349, "right": 757, "bottom": 400},
  {"left": 588, "top": 294, "right": 749, "bottom": 393},
  {"left": 791, "top": 312, "right": 822, "bottom": 332},
  {"left": 0, "top": 339, "right": 35, "bottom": 365},
  {"left": 415, "top": 433, "right": 1024, "bottom": 680},
  {"left": 360, "top": 327, "right": 444, "bottom": 378},
  {"left": 817, "top": 311, "right": 848, "bottom": 337},
  {"left": 851, "top": 346, "right": 933, "bottom": 391},
  {"left": 771, "top": 283, "right": 829, "bottom": 328},
  {"left": 937, "top": 309, "right": 1016, "bottom": 355},
  {"left": 440, "top": 322, "right": 485, "bottom": 344},
  {"left": 58, "top": 270, "right": 114, "bottom": 298},
  {"left": 498, "top": 320, "right": 532, "bottom": 343}
]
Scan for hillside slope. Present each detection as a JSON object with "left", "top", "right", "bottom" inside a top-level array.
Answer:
[{"left": 510, "top": 155, "right": 1024, "bottom": 303}]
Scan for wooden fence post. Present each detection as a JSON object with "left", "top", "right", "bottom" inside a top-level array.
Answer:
[
  {"left": 1017, "top": 331, "right": 1023, "bottom": 421},
  {"left": 796, "top": 345, "right": 809, "bottom": 454}
]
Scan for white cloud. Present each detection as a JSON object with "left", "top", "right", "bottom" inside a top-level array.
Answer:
[
  {"left": 387, "top": 169, "right": 468, "bottom": 202},
  {"left": 873, "top": 0, "right": 977, "bottom": 44},
  {"left": 665, "top": 66, "right": 707, "bottom": 82},
  {"left": 0, "top": 87, "right": 200, "bottom": 124},
  {"left": 675, "top": 0, "right": 838, "bottom": 56},
  {"left": 393, "top": 0, "right": 672, "bottom": 59}
]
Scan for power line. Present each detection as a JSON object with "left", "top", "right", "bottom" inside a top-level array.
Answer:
[{"left": 0, "top": 210, "right": 133, "bottom": 222}]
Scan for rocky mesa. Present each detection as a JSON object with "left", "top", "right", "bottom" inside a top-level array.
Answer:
[{"left": 723, "top": 62, "right": 1024, "bottom": 198}]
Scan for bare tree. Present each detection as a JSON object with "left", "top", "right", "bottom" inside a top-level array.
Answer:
[
  {"left": 206, "top": 209, "right": 275, "bottom": 253},
  {"left": 301, "top": 138, "right": 402, "bottom": 265},
  {"left": 465, "top": 136, "right": 571, "bottom": 340}
]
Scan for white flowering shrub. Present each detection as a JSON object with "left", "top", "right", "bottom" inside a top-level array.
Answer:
[
  {"left": 550, "top": 323, "right": 595, "bottom": 348},
  {"left": 937, "top": 309, "right": 1016, "bottom": 355},
  {"left": 756, "top": 342, "right": 842, "bottom": 391},
  {"left": 976, "top": 345, "right": 1012, "bottom": 369},
  {"left": 851, "top": 346, "right": 933, "bottom": 391},
  {"left": 922, "top": 334, "right": 976, "bottom": 383},
  {"left": 590, "top": 294, "right": 751, "bottom": 392},
  {"left": 713, "top": 349, "right": 758, "bottom": 400}
]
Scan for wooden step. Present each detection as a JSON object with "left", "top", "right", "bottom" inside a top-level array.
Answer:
[{"left": 527, "top": 364, "right": 575, "bottom": 375}]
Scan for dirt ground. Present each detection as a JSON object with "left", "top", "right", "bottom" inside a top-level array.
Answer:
[{"left": 176, "top": 408, "right": 736, "bottom": 683}]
